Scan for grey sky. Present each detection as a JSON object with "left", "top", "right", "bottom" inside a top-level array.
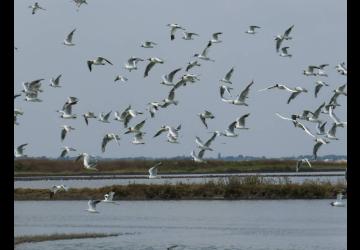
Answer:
[{"left": 14, "top": 0, "right": 347, "bottom": 158}]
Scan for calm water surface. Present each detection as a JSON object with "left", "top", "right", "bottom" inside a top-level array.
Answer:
[
  {"left": 14, "top": 172, "right": 345, "bottom": 189},
  {"left": 15, "top": 200, "right": 346, "bottom": 250}
]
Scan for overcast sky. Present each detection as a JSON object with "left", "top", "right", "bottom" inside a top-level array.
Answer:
[{"left": 14, "top": 0, "right": 347, "bottom": 159}]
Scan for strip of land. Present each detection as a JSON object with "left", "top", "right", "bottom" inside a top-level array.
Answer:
[
  {"left": 14, "top": 233, "right": 119, "bottom": 246},
  {"left": 14, "top": 158, "right": 346, "bottom": 177},
  {"left": 14, "top": 176, "right": 346, "bottom": 200}
]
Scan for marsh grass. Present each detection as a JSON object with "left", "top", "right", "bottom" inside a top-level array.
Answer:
[
  {"left": 14, "top": 176, "right": 346, "bottom": 200},
  {"left": 14, "top": 233, "right": 119, "bottom": 246},
  {"left": 14, "top": 159, "right": 346, "bottom": 176}
]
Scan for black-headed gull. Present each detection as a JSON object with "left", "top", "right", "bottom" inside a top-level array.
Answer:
[
  {"left": 220, "top": 85, "right": 233, "bottom": 98},
  {"left": 63, "top": 29, "right": 76, "bottom": 46},
  {"left": 22, "top": 79, "right": 44, "bottom": 94},
  {"left": 102, "top": 192, "right": 117, "bottom": 203},
  {"left": 160, "top": 88, "right": 178, "bottom": 108},
  {"left": 141, "top": 41, "right": 157, "bottom": 48},
  {"left": 313, "top": 138, "right": 330, "bottom": 160},
  {"left": 222, "top": 81, "right": 254, "bottom": 106},
  {"left": 98, "top": 111, "right": 112, "bottom": 123},
  {"left": 124, "top": 57, "right": 144, "bottom": 72},
  {"left": 316, "top": 121, "right": 327, "bottom": 135},
  {"left": 60, "top": 146, "right": 76, "bottom": 158},
  {"left": 275, "top": 113, "right": 316, "bottom": 138},
  {"left": 296, "top": 158, "right": 311, "bottom": 172},
  {"left": 124, "top": 120, "right": 146, "bottom": 134},
  {"left": 115, "top": 106, "right": 142, "bottom": 128},
  {"left": 316, "top": 64, "right": 329, "bottom": 77},
  {"left": 194, "top": 41, "right": 214, "bottom": 62},
  {"left": 330, "top": 193, "right": 345, "bottom": 207},
  {"left": 235, "top": 113, "right": 250, "bottom": 129},
  {"left": 303, "top": 65, "right": 319, "bottom": 76},
  {"left": 186, "top": 60, "right": 201, "bottom": 72},
  {"left": 61, "top": 125, "right": 75, "bottom": 141},
  {"left": 191, "top": 149, "right": 206, "bottom": 163},
  {"left": 147, "top": 102, "right": 161, "bottom": 118},
  {"left": 101, "top": 133, "right": 120, "bottom": 153},
  {"left": 167, "top": 24, "right": 185, "bottom": 40},
  {"left": 333, "top": 84, "right": 347, "bottom": 97},
  {"left": 325, "top": 123, "right": 339, "bottom": 140},
  {"left": 144, "top": 58, "right": 164, "bottom": 77},
  {"left": 245, "top": 26, "right": 261, "bottom": 34},
  {"left": 182, "top": 32, "right": 199, "bottom": 40},
  {"left": 314, "top": 80, "right": 329, "bottom": 98},
  {"left": 210, "top": 32, "right": 223, "bottom": 43},
  {"left": 76, "top": 153, "right": 98, "bottom": 170},
  {"left": 198, "top": 110, "right": 215, "bottom": 129},
  {"left": 149, "top": 162, "right": 162, "bottom": 178},
  {"left": 24, "top": 91, "right": 42, "bottom": 102},
  {"left": 114, "top": 105, "right": 131, "bottom": 124},
  {"left": 114, "top": 75, "right": 128, "bottom": 82},
  {"left": 287, "top": 87, "right": 308, "bottom": 104},
  {"left": 86, "top": 200, "right": 101, "bottom": 213},
  {"left": 154, "top": 125, "right": 181, "bottom": 138},
  {"left": 220, "top": 67, "right": 234, "bottom": 84},
  {"left": 335, "top": 62, "right": 347, "bottom": 75},
  {"left": 258, "top": 83, "right": 293, "bottom": 92},
  {"left": 49, "top": 185, "right": 69, "bottom": 199},
  {"left": 329, "top": 106, "right": 347, "bottom": 127},
  {"left": 132, "top": 131, "right": 146, "bottom": 144},
  {"left": 279, "top": 47, "right": 292, "bottom": 57},
  {"left": 87, "top": 57, "right": 113, "bottom": 72},
  {"left": 275, "top": 25, "right": 294, "bottom": 41},
  {"left": 50, "top": 74, "right": 62, "bottom": 88},
  {"left": 195, "top": 132, "right": 218, "bottom": 151},
  {"left": 161, "top": 68, "right": 182, "bottom": 86},
  {"left": 15, "top": 144, "right": 28, "bottom": 158},
  {"left": 29, "top": 2, "right": 46, "bottom": 15},
  {"left": 58, "top": 102, "right": 77, "bottom": 119},
  {"left": 83, "top": 112, "right": 97, "bottom": 125}
]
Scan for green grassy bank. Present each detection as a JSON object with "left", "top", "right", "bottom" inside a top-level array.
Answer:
[
  {"left": 14, "top": 158, "right": 346, "bottom": 176},
  {"left": 14, "top": 177, "right": 346, "bottom": 200}
]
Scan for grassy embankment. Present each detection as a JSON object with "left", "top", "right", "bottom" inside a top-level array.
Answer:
[
  {"left": 14, "top": 158, "right": 346, "bottom": 176},
  {"left": 14, "top": 176, "right": 346, "bottom": 200},
  {"left": 14, "top": 233, "right": 119, "bottom": 247}
]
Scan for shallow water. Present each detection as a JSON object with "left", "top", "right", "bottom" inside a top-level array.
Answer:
[
  {"left": 14, "top": 171, "right": 346, "bottom": 189},
  {"left": 15, "top": 200, "right": 346, "bottom": 250}
]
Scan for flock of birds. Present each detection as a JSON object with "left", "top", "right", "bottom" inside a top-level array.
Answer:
[{"left": 15, "top": 1, "right": 347, "bottom": 211}]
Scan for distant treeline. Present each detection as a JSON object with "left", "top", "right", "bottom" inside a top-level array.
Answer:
[
  {"left": 15, "top": 176, "right": 346, "bottom": 200},
  {"left": 14, "top": 158, "right": 346, "bottom": 176}
]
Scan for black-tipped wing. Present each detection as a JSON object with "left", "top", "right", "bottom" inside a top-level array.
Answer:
[
  {"left": 87, "top": 61, "right": 92, "bottom": 72},
  {"left": 238, "top": 81, "right": 254, "bottom": 102},
  {"left": 61, "top": 128, "right": 66, "bottom": 141},
  {"left": 168, "top": 68, "right": 182, "bottom": 82},
  {"left": 284, "top": 25, "right": 294, "bottom": 37},
  {"left": 144, "top": 62, "right": 156, "bottom": 77},
  {"left": 287, "top": 92, "right": 300, "bottom": 104},
  {"left": 153, "top": 128, "right": 165, "bottom": 137},
  {"left": 99, "top": 57, "right": 113, "bottom": 65},
  {"left": 101, "top": 135, "right": 109, "bottom": 153},
  {"left": 134, "top": 120, "right": 146, "bottom": 130},
  {"left": 224, "top": 67, "right": 234, "bottom": 81},
  {"left": 204, "top": 132, "right": 217, "bottom": 146},
  {"left": 200, "top": 116, "right": 208, "bottom": 128}
]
